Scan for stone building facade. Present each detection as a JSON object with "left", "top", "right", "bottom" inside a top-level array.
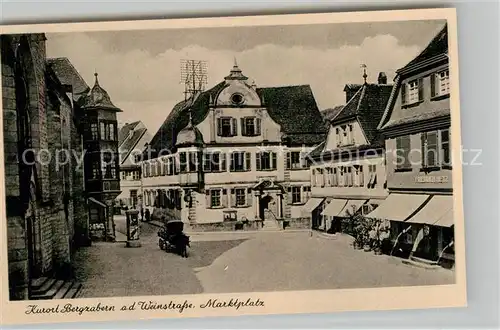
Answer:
[
  {"left": 306, "top": 71, "right": 393, "bottom": 233},
  {"left": 2, "top": 34, "right": 89, "bottom": 300},
  {"left": 368, "top": 24, "right": 454, "bottom": 268},
  {"left": 141, "top": 63, "right": 327, "bottom": 231}
]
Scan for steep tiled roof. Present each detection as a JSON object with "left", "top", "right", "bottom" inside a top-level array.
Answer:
[
  {"left": 119, "top": 122, "right": 148, "bottom": 164},
  {"left": 256, "top": 85, "right": 328, "bottom": 137},
  {"left": 322, "top": 105, "right": 344, "bottom": 121},
  {"left": 398, "top": 23, "right": 448, "bottom": 72},
  {"left": 119, "top": 121, "right": 140, "bottom": 146},
  {"left": 378, "top": 24, "right": 449, "bottom": 131},
  {"left": 46, "top": 57, "right": 90, "bottom": 98},
  {"left": 146, "top": 83, "right": 327, "bottom": 159},
  {"left": 333, "top": 83, "right": 393, "bottom": 143}
]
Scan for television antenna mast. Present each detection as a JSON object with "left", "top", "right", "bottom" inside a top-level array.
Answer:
[{"left": 180, "top": 59, "right": 208, "bottom": 101}]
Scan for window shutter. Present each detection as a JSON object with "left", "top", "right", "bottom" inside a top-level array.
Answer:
[
  {"left": 401, "top": 82, "right": 407, "bottom": 105},
  {"left": 205, "top": 190, "right": 211, "bottom": 208},
  {"left": 245, "top": 152, "right": 251, "bottom": 171},
  {"left": 221, "top": 189, "right": 228, "bottom": 207},
  {"left": 230, "top": 152, "right": 235, "bottom": 171},
  {"left": 426, "top": 131, "right": 439, "bottom": 167},
  {"left": 255, "top": 118, "right": 261, "bottom": 135},
  {"left": 217, "top": 118, "right": 222, "bottom": 136},
  {"left": 430, "top": 73, "right": 436, "bottom": 97},
  {"left": 256, "top": 152, "right": 261, "bottom": 170},
  {"left": 230, "top": 188, "right": 236, "bottom": 207},
  {"left": 247, "top": 188, "right": 253, "bottom": 206},
  {"left": 272, "top": 152, "right": 277, "bottom": 170},
  {"left": 221, "top": 153, "right": 227, "bottom": 171},
  {"left": 287, "top": 187, "right": 293, "bottom": 205},
  {"left": 418, "top": 77, "right": 424, "bottom": 101},
  {"left": 421, "top": 133, "right": 427, "bottom": 167},
  {"left": 231, "top": 118, "right": 237, "bottom": 136},
  {"left": 241, "top": 118, "right": 246, "bottom": 136},
  {"left": 402, "top": 135, "right": 411, "bottom": 168},
  {"left": 203, "top": 153, "right": 210, "bottom": 172},
  {"left": 286, "top": 152, "right": 291, "bottom": 169}
]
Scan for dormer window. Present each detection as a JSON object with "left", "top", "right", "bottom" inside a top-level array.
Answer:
[
  {"left": 230, "top": 93, "right": 244, "bottom": 105},
  {"left": 401, "top": 78, "right": 424, "bottom": 106},
  {"left": 217, "top": 117, "right": 237, "bottom": 137},
  {"left": 431, "top": 69, "right": 450, "bottom": 98}
]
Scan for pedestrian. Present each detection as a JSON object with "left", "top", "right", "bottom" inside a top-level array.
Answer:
[{"left": 140, "top": 206, "right": 144, "bottom": 222}]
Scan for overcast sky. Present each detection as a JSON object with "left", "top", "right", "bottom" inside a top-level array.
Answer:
[{"left": 46, "top": 19, "right": 446, "bottom": 134}]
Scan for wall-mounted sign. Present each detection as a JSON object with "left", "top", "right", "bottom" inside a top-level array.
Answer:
[{"left": 414, "top": 175, "right": 449, "bottom": 183}]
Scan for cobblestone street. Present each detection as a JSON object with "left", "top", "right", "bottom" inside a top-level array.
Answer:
[{"left": 72, "top": 217, "right": 455, "bottom": 298}]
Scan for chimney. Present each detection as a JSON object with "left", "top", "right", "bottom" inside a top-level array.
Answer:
[{"left": 377, "top": 72, "right": 387, "bottom": 85}]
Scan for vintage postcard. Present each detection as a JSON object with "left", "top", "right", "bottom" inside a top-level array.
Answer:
[{"left": 0, "top": 8, "right": 466, "bottom": 325}]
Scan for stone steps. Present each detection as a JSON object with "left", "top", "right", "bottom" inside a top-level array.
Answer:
[
  {"left": 262, "top": 220, "right": 280, "bottom": 231},
  {"left": 30, "top": 277, "right": 83, "bottom": 300}
]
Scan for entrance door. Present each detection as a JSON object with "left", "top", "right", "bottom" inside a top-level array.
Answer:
[{"left": 259, "top": 195, "right": 273, "bottom": 220}]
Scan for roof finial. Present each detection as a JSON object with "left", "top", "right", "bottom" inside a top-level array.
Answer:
[
  {"left": 360, "top": 64, "right": 367, "bottom": 84},
  {"left": 234, "top": 56, "right": 238, "bottom": 68},
  {"left": 188, "top": 108, "right": 193, "bottom": 127},
  {"left": 94, "top": 70, "right": 99, "bottom": 86}
]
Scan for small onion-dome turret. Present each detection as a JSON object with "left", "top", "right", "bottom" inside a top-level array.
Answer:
[
  {"left": 81, "top": 72, "right": 122, "bottom": 112},
  {"left": 175, "top": 109, "right": 204, "bottom": 148}
]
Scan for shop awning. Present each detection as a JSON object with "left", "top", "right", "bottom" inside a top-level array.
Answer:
[
  {"left": 406, "top": 195, "right": 453, "bottom": 225},
  {"left": 365, "top": 193, "right": 428, "bottom": 221},
  {"left": 88, "top": 197, "right": 107, "bottom": 208},
  {"left": 338, "top": 199, "right": 368, "bottom": 217},
  {"left": 434, "top": 208, "right": 454, "bottom": 227},
  {"left": 303, "top": 197, "right": 325, "bottom": 213},
  {"left": 321, "top": 199, "right": 348, "bottom": 216}
]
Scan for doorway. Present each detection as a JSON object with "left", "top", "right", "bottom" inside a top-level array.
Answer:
[{"left": 259, "top": 195, "right": 273, "bottom": 220}]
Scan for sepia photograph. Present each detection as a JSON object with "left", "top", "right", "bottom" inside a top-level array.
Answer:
[{"left": 0, "top": 8, "right": 466, "bottom": 325}]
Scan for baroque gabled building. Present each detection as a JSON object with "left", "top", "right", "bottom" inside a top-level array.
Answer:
[
  {"left": 367, "top": 24, "right": 454, "bottom": 268},
  {"left": 141, "top": 62, "right": 327, "bottom": 231},
  {"left": 117, "top": 121, "right": 151, "bottom": 208},
  {"left": 2, "top": 36, "right": 88, "bottom": 300},
  {"left": 306, "top": 71, "right": 393, "bottom": 233}
]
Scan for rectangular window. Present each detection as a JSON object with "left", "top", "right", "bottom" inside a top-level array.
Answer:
[
  {"left": 347, "top": 166, "right": 353, "bottom": 187},
  {"left": 421, "top": 131, "right": 439, "bottom": 168},
  {"left": 210, "top": 189, "right": 221, "bottom": 208},
  {"left": 218, "top": 117, "right": 237, "bottom": 137},
  {"left": 368, "top": 165, "right": 377, "bottom": 188},
  {"left": 102, "top": 153, "right": 117, "bottom": 179},
  {"left": 348, "top": 124, "right": 354, "bottom": 145},
  {"left": 408, "top": 79, "right": 419, "bottom": 104},
  {"left": 396, "top": 135, "right": 411, "bottom": 169},
  {"left": 188, "top": 152, "right": 197, "bottom": 172},
  {"left": 290, "top": 151, "right": 302, "bottom": 169},
  {"left": 121, "top": 171, "right": 127, "bottom": 180},
  {"left": 256, "top": 151, "right": 277, "bottom": 171},
  {"left": 100, "top": 121, "right": 117, "bottom": 141},
  {"left": 325, "top": 168, "right": 333, "bottom": 187},
  {"left": 243, "top": 117, "right": 255, "bottom": 136},
  {"left": 335, "top": 128, "right": 340, "bottom": 146},
  {"left": 90, "top": 122, "right": 99, "bottom": 140},
  {"left": 438, "top": 70, "right": 450, "bottom": 96},
  {"left": 91, "top": 160, "right": 100, "bottom": 179},
  {"left": 332, "top": 167, "right": 338, "bottom": 186},
  {"left": 292, "top": 186, "right": 301, "bottom": 204},
  {"left": 441, "top": 129, "right": 451, "bottom": 167},
  {"left": 179, "top": 152, "right": 187, "bottom": 173},
  {"left": 230, "top": 151, "right": 246, "bottom": 172},
  {"left": 133, "top": 171, "right": 140, "bottom": 180},
  {"left": 235, "top": 188, "right": 246, "bottom": 206},
  {"left": 422, "top": 129, "right": 451, "bottom": 168},
  {"left": 339, "top": 167, "right": 345, "bottom": 186}
]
